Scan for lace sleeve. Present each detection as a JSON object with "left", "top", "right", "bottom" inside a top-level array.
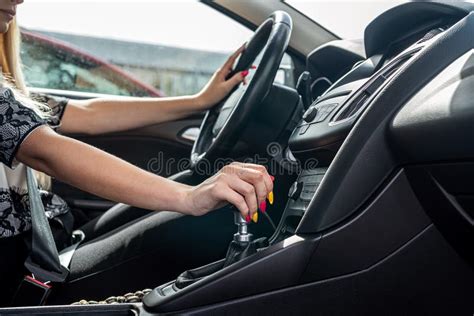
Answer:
[
  {"left": 0, "top": 88, "right": 45, "bottom": 168},
  {"left": 31, "top": 93, "right": 69, "bottom": 130}
]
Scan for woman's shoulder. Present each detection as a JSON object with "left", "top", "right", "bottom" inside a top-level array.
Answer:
[
  {"left": 0, "top": 87, "right": 46, "bottom": 169},
  {"left": 0, "top": 87, "right": 44, "bottom": 122},
  {"left": 0, "top": 87, "right": 20, "bottom": 108}
]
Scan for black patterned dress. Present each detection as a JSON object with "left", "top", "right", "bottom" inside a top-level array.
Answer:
[{"left": 0, "top": 87, "right": 70, "bottom": 238}]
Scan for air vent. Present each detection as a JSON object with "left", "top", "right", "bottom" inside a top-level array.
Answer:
[
  {"left": 335, "top": 89, "right": 370, "bottom": 120},
  {"left": 417, "top": 27, "right": 444, "bottom": 44},
  {"left": 332, "top": 52, "right": 416, "bottom": 123}
]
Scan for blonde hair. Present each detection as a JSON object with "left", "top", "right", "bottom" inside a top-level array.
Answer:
[
  {"left": 2, "top": 18, "right": 26, "bottom": 91},
  {"left": 1, "top": 18, "right": 49, "bottom": 112},
  {"left": 1, "top": 18, "right": 51, "bottom": 188}
]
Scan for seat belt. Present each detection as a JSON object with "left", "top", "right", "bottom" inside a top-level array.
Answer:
[
  {"left": 13, "top": 168, "right": 78, "bottom": 306},
  {"left": 24, "top": 167, "right": 69, "bottom": 280},
  {"left": 59, "top": 230, "right": 85, "bottom": 268}
]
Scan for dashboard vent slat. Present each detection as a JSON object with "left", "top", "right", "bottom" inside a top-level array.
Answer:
[{"left": 332, "top": 52, "right": 415, "bottom": 123}]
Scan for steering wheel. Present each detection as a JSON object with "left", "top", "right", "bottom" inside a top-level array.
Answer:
[{"left": 190, "top": 11, "right": 292, "bottom": 168}]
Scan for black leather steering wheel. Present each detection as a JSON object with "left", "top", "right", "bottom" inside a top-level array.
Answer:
[{"left": 190, "top": 11, "right": 292, "bottom": 168}]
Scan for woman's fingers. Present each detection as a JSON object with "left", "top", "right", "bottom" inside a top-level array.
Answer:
[
  {"left": 200, "top": 161, "right": 272, "bottom": 220},
  {"left": 211, "top": 174, "right": 254, "bottom": 220},
  {"left": 221, "top": 43, "right": 246, "bottom": 75},
  {"left": 225, "top": 43, "right": 246, "bottom": 68},
  {"left": 227, "top": 162, "right": 273, "bottom": 197},
  {"left": 224, "top": 71, "right": 246, "bottom": 91},
  {"left": 233, "top": 167, "right": 269, "bottom": 205},
  {"left": 227, "top": 175, "right": 260, "bottom": 217},
  {"left": 217, "top": 185, "right": 250, "bottom": 220},
  {"left": 221, "top": 163, "right": 272, "bottom": 213},
  {"left": 241, "top": 163, "right": 273, "bottom": 194}
]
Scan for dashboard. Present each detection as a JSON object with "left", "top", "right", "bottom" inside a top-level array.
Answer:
[
  {"left": 289, "top": 3, "right": 467, "bottom": 164},
  {"left": 273, "top": 1, "right": 474, "bottom": 242}
]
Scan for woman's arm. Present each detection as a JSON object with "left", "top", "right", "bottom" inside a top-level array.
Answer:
[
  {"left": 60, "top": 95, "right": 203, "bottom": 135},
  {"left": 17, "top": 126, "right": 272, "bottom": 220},
  {"left": 59, "top": 45, "right": 248, "bottom": 135}
]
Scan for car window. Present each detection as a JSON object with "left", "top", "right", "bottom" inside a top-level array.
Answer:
[
  {"left": 18, "top": 1, "right": 295, "bottom": 98},
  {"left": 21, "top": 32, "right": 158, "bottom": 97},
  {"left": 285, "top": 0, "right": 408, "bottom": 39}
]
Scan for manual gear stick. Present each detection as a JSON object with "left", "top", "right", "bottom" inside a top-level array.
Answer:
[
  {"left": 233, "top": 211, "right": 253, "bottom": 243},
  {"left": 175, "top": 209, "right": 268, "bottom": 289},
  {"left": 223, "top": 211, "right": 268, "bottom": 267}
]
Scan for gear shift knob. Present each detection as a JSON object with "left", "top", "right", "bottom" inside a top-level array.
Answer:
[{"left": 233, "top": 212, "right": 253, "bottom": 243}]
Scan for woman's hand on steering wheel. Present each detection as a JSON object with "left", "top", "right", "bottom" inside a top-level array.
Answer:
[
  {"left": 193, "top": 44, "right": 249, "bottom": 110},
  {"left": 183, "top": 162, "right": 273, "bottom": 221}
]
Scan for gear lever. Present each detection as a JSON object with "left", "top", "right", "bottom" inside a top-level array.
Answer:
[
  {"left": 175, "top": 209, "right": 267, "bottom": 289},
  {"left": 233, "top": 211, "right": 253, "bottom": 244},
  {"left": 223, "top": 210, "right": 268, "bottom": 267}
]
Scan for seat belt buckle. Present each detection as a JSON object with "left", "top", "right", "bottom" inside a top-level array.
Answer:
[{"left": 12, "top": 275, "right": 52, "bottom": 306}]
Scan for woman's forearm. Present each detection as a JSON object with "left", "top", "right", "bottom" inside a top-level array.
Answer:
[
  {"left": 60, "top": 95, "right": 203, "bottom": 135},
  {"left": 60, "top": 94, "right": 204, "bottom": 135},
  {"left": 17, "top": 126, "right": 193, "bottom": 213}
]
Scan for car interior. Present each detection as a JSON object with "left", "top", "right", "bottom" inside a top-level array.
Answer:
[{"left": 1, "top": 0, "right": 473, "bottom": 314}]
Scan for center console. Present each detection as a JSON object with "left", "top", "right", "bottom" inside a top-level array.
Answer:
[{"left": 271, "top": 167, "right": 327, "bottom": 243}]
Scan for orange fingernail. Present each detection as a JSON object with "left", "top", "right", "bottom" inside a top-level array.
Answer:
[
  {"left": 259, "top": 200, "right": 267, "bottom": 213},
  {"left": 252, "top": 212, "right": 258, "bottom": 223},
  {"left": 268, "top": 191, "right": 274, "bottom": 205},
  {"left": 241, "top": 70, "right": 249, "bottom": 77}
]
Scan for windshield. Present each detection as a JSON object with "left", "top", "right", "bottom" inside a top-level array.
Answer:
[{"left": 285, "top": 0, "right": 408, "bottom": 39}]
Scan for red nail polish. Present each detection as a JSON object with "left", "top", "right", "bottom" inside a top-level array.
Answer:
[
  {"left": 270, "top": 175, "right": 275, "bottom": 181},
  {"left": 259, "top": 200, "right": 267, "bottom": 213},
  {"left": 245, "top": 214, "right": 251, "bottom": 223},
  {"left": 241, "top": 70, "right": 249, "bottom": 77},
  {"left": 251, "top": 65, "right": 257, "bottom": 69}
]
